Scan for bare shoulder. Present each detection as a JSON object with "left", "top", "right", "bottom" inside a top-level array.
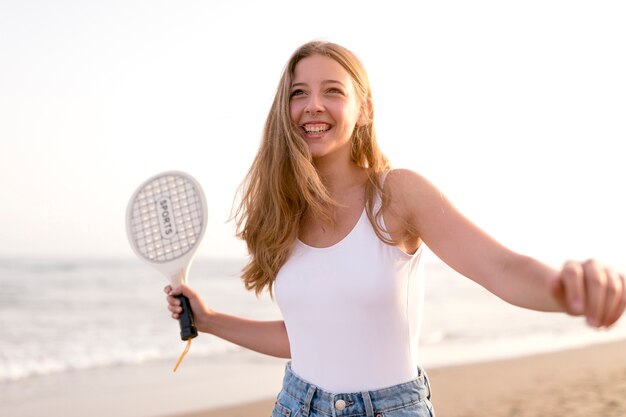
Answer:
[
  {"left": 384, "top": 168, "right": 441, "bottom": 203},
  {"left": 385, "top": 168, "right": 429, "bottom": 187},
  {"left": 381, "top": 168, "right": 446, "bottom": 243}
]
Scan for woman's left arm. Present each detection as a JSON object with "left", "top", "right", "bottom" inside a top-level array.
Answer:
[{"left": 388, "top": 169, "right": 626, "bottom": 328}]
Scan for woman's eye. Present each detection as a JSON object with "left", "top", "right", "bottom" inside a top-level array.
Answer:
[
  {"left": 327, "top": 88, "right": 343, "bottom": 94},
  {"left": 291, "top": 89, "right": 304, "bottom": 97}
]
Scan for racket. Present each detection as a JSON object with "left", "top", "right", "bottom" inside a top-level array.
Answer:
[{"left": 126, "top": 171, "right": 207, "bottom": 350}]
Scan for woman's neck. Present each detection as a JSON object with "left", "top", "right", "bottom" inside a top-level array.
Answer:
[{"left": 315, "top": 161, "right": 367, "bottom": 196}]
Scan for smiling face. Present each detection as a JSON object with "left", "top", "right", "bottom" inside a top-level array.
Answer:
[{"left": 289, "top": 54, "right": 366, "bottom": 163}]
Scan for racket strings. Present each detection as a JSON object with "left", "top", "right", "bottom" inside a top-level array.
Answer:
[
  {"left": 130, "top": 175, "right": 204, "bottom": 262},
  {"left": 172, "top": 338, "right": 193, "bottom": 372}
]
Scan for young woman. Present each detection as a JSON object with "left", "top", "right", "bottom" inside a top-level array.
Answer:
[{"left": 165, "top": 41, "right": 625, "bottom": 417}]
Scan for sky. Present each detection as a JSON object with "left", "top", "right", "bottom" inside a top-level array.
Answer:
[{"left": 1, "top": 1, "right": 625, "bottom": 267}]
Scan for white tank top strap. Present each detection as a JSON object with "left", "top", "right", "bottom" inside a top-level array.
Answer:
[
  {"left": 373, "top": 168, "right": 391, "bottom": 237},
  {"left": 380, "top": 168, "right": 392, "bottom": 187}
]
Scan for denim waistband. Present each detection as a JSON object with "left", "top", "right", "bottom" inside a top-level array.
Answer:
[{"left": 280, "top": 362, "right": 432, "bottom": 417}]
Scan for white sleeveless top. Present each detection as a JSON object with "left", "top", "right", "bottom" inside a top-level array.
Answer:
[{"left": 274, "top": 186, "right": 425, "bottom": 393}]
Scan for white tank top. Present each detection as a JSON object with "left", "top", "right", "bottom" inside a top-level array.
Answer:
[{"left": 274, "top": 184, "right": 425, "bottom": 393}]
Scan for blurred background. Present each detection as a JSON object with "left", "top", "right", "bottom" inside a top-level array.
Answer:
[{"left": 1, "top": 1, "right": 625, "bottom": 416}]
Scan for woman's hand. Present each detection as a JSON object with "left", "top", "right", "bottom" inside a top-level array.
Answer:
[
  {"left": 163, "top": 284, "right": 291, "bottom": 358},
  {"left": 550, "top": 259, "right": 626, "bottom": 328},
  {"left": 164, "top": 284, "right": 212, "bottom": 325}
]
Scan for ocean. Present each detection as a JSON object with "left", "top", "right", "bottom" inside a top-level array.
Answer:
[{"left": 1, "top": 256, "right": 625, "bottom": 383}]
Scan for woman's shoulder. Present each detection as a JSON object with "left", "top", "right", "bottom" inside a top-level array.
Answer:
[
  {"left": 378, "top": 168, "right": 436, "bottom": 250},
  {"left": 383, "top": 168, "right": 446, "bottom": 217},
  {"left": 383, "top": 168, "right": 434, "bottom": 195}
]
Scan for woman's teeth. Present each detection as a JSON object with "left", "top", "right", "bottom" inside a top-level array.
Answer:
[{"left": 304, "top": 124, "right": 329, "bottom": 134}]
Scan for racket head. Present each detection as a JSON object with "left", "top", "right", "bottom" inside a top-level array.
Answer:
[{"left": 126, "top": 171, "right": 208, "bottom": 286}]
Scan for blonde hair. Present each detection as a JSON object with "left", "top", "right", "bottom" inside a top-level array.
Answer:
[{"left": 234, "top": 41, "right": 391, "bottom": 295}]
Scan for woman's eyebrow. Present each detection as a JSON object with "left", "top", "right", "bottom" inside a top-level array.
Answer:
[{"left": 291, "top": 80, "right": 345, "bottom": 87}]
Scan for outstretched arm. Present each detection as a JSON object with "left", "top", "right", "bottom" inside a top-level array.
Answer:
[
  {"left": 386, "top": 169, "right": 626, "bottom": 328},
  {"left": 165, "top": 284, "right": 291, "bottom": 358}
]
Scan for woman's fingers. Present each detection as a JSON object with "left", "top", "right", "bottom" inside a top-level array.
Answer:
[
  {"left": 602, "top": 272, "right": 626, "bottom": 327},
  {"left": 559, "top": 260, "right": 625, "bottom": 328},
  {"left": 582, "top": 259, "right": 607, "bottom": 327},
  {"left": 164, "top": 284, "right": 183, "bottom": 318},
  {"left": 560, "top": 261, "right": 585, "bottom": 315}
]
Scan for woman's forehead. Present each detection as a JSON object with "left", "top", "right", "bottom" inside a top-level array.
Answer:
[{"left": 292, "top": 54, "right": 353, "bottom": 85}]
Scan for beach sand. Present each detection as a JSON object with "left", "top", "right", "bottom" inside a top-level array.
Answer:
[
  {"left": 3, "top": 339, "right": 625, "bottom": 417},
  {"left": 173, "top": 339, "right": 626, "bottom": 417}
]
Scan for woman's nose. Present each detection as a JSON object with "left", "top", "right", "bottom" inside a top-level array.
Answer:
[{"left": 304, "top": 94, "right": 324, "bottom": 115}]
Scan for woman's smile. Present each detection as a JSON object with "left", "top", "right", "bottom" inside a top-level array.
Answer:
[{"left": 302, "top": 123, "right": 331, "bottom": 138}]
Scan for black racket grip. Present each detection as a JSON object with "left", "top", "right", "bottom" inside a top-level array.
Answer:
[{"left": 176, "top": 295, "right": 198, "bottom": 340}]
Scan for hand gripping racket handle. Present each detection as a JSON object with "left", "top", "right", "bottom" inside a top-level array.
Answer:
[{"left": 176, "top": 295, "right": 198, "bottom": 340}]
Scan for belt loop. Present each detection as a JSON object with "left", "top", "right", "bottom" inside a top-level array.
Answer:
[
  {"left": 361, "top": 391, "right": 375, "bottom": 417},
  {"left": 301, "top": 385, "right": 316, "bottom": 417},
  {"left": 423, "top": 370, "right": 432, "bottom": 401}
]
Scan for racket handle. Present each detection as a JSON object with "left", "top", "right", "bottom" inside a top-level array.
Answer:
[{"left": 176, "top": 295, "right": 198, "bottom": 340}]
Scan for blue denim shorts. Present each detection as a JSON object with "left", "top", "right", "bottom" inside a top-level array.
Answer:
[{"left": 271, "top": 363, "right": 435, "bottom": 417}]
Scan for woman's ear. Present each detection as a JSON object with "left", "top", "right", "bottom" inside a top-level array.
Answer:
[{"left": 356, "top": 97, "right": 373, "bottom": 127}]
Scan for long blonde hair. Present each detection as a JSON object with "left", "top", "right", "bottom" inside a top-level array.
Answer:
[{"left": 234, "top": 41, "right": 391, "bottom": 295}]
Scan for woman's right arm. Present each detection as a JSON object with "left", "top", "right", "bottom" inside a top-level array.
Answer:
[{"left": 164, "top": 284, "right": 291, "bottom": 359}]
